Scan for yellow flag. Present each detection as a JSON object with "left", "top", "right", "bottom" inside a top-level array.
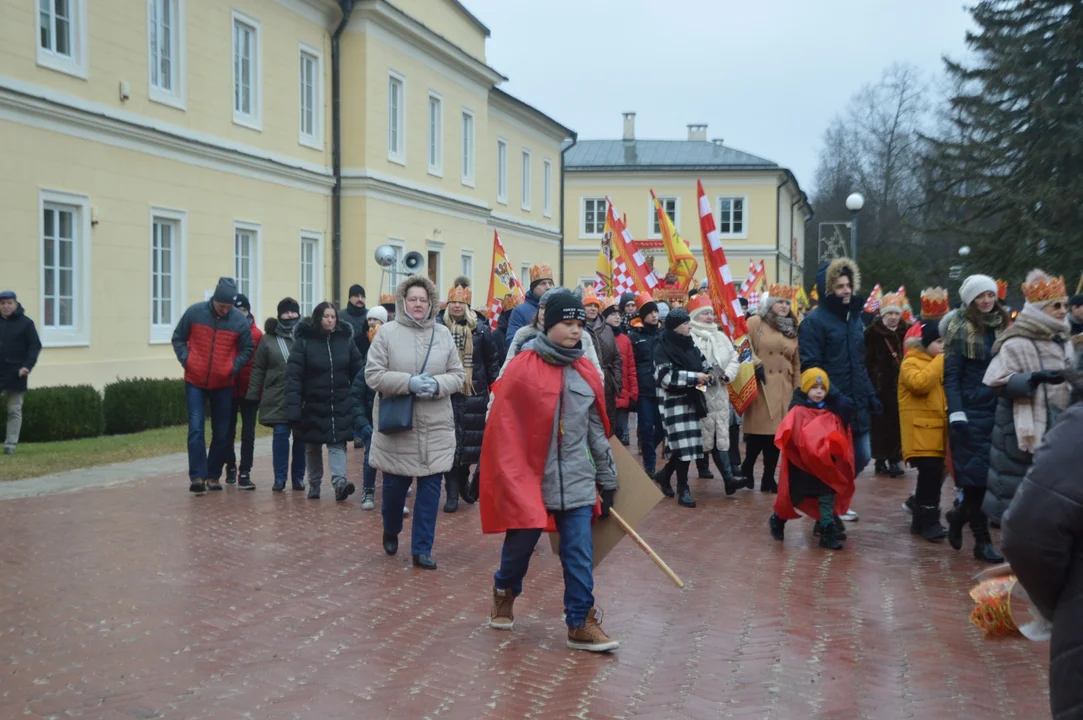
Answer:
[
  {"left": 594, "top": 235, "right": 613, "bottom": 296},
  {"left": 651, "top": 189, "right": 697, "bottom": 290}
]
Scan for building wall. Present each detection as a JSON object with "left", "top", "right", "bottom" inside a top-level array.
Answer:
[{"left": 387, "top": 0, "right": 488, "bottom": 62}]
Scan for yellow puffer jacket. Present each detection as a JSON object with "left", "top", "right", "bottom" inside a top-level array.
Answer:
[{"left": 898, "top": 343, "right": 947, "bottom": 460}]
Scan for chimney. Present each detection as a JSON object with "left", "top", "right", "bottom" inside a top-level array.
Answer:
[
  {"left": 687, "top": 124, "right": 707, "bottom": 141},
  {"left": 622, "top": 112, "right": 636, "bottom": 141},
  {"left": 711, "top": 137, "right": 725, "bottom": 145}
]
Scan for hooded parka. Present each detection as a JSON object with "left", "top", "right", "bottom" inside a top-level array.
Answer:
[
  {"left": 245, "top": 317, "right": 300, "bottom": 426},
  {"left": 285, "top": 317, "right": 362, "bottom": 445}
]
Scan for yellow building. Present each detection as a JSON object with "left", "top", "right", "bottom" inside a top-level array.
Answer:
[
  {"left": 563, "top": 114, "right": 811, "bottom": 295},
  {"left": 0, "top": 0, "right": 573, "bottom": 388}
]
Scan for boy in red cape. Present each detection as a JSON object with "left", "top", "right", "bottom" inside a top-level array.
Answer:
[
  {"left": 768, "top": 368, "right": 856, "bottom": 550},
  {"left": 480, "top": 292, "right": 620, "bottom": 653}
]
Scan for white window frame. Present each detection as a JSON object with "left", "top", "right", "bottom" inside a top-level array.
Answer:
[
  {"left": 520, "top": 263, "right": 531, "bottom": 289},
  {"left": 717, "top": 195, "right": 749, "bottom": 238},
  {"left": 36, "top": 0, "right": 88, "bottom": 79},
  {"left": 38, "top": 189, "right": 91, "bottom": 347},
  {"left": 233, "top": 221, "right": 262, "bottom": 318},
  {"left": 426, "top": 245, "right": 443, "bottom": 296},
  {"left": 496, "top": 138, "right": 508, "bottom": 205},
  {"left": 298, "top": 43, "right": 323, "bottom": 150},
  {"left": 577, "top": 276, "right": 594, "bottom": 289},
  {"left": 148, "top": 206, "right": 187, "bottom": 344},
  {"left": 461, "top": 108, "right": 475, "bottom": 187},
  {"left": 543, "top": 159, "right": 552, "bottom": 217},
  {"left": 387, "top": 71, "right": 406, "bottom": 165},
  {"left": 521, "top": 149, "right": 532, "bottom": 211},
  {"left": 147, "top": 0, "right": 186, "bottom": 110},
  {"left": 580, "top": 197, "right": 607, "bottom": 239},
  {"left": 299, "top": 231, "right": 323, "bottom": 316},
  {"left": 427, "top": 91, "right": 443, "bottom": 177},
  {"left": 649, "top": 196, "right": 680, "bottom": 239},
  {"left": 231, "top": 10, "right": 262, "bottom": 131},
  {"left": 460, "top": 250, "right": 475, "bottom": 296},
  {"left": 386, "top": 238, "right": 406, "bottom": 294}
]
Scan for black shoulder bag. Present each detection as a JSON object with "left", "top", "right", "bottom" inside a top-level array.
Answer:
[{"left": 378, "top": 325, "right": 436, "bottom": 434}]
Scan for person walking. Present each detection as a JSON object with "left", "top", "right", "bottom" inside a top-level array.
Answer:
[
  {"left": 492, "top": 293, "right": 521, "bottom": 363},
  {"left": 582, "top": 286, "right": 622, "bottom": 435},
  {"left": 245, "top": 298, "right": 306, "bottom": 492},
  {"left": 0, "top": 290, "right": 42, "bottom": 455},
  {"left": 630, "top": 292, "right": 664, "bottom": 478},
  {"left": 982, "top": 270, "right": 1073, "bottom": 526},
  {"left": 942, "top": 274, "right": 1009, "bottom": 563},
  {"left": 285, "top": 302, "right": 363, "bottom": 502},
  {"left": 342, "top": 284, "right": 370, "bottom": 359},
  {"left": 743, "top": 285, "right": 801, "bottom": 493},
  {"left": 605, "top": 298, "right": 638, "bottom": 446},
  {"left": 440, "top": 277, "right": 500, "bottom": 513},
  {"left": 172, "top": 277, "right": 254, "bottom": 494},
  {"left": 798, "top": 260, "right": 880, "bottom": 521},
  {"left": 501, "top": 287, "right": 603, "bottom": 382},
  {"left": 505, "top": 265, "right": 555, "bottom": 344},
  {"left": 352, "top": 306, "right": 397, "bottom": 511},
  {"left": 866, "top": 292, "right": 910, "bottom": 477},
  {"left": 366, "top": 276, "right": 465, "bottom": 570},
  {"left": 223, "top": 294, "right": 262, "bottom": 489}
]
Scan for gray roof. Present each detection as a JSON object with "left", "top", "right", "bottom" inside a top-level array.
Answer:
[{"left": 565, "top": 139, "right": 778, "bottom": 171}]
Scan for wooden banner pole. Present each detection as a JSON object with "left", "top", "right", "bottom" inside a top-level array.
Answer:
[{"left": 608, "top": 509, "right": 685, "bottom": 589}]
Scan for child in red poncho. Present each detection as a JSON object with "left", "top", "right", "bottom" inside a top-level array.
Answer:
[{"left": 768, "top": 367, "right": 856, "bottom": 550}]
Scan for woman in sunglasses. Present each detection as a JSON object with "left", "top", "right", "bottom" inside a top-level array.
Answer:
[{"left": 981, "top": 270, "right": 1074, "bottom": 528}]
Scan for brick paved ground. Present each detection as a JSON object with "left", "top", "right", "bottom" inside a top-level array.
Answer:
[{"left": 0, "top": 446, "right": 1049, "bottom": 719}]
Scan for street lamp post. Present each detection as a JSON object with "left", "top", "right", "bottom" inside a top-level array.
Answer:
[{"left": 845, "top": 192, "right": 865, "bottom": 260}]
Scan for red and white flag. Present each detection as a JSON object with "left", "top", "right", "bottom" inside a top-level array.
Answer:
[
  {"left": 739, "top": 260, "right": 766, "bottom": 299},
  {"left": 863, "top": 283, "right": 883, "bottom": 314},
  {"left": 606, "top": 198, "right": 658, "bottom": 296}
]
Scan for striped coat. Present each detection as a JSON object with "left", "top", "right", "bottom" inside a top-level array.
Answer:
[{"left": 655, "top": 362, "right": 705, "bottom": 461}]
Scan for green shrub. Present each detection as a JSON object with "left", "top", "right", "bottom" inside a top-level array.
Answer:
[
  {"left": 102, "top": 378, "right": 188, "bottom": 435},
  {"left": 3, "top": 385, "right": 104, "bottom": 442}
]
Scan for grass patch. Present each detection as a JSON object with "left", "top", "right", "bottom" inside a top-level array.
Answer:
[{"left": 0, "top": 422, "right": 272, "bottom": 482}]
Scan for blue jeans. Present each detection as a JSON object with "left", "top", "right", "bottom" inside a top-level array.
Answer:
[
  {"left": 852, "top": 430, "right": 871, "bottom": 478},
  {"left": 615, "top": 409, "right": 630, "bottom": 444},
  {"left": 637, "top": 395, "right": 663, "bottom": 471},
  {"left": 185, "top": 383, "right": 233, "bottom": 481},
  {"left": 272, "top": 423, "right": 306, "bottom": 488},
  {"left": 382, "top": 473, "right": 441, "bottom": 555},
  {"left": 359, "top": 424, "right": 377, "bottom": 492},
  {"left": 494, "top": 505, "right": 595, "bottom": 629}
]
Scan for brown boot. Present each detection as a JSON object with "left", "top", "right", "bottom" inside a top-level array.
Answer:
[
  {"left": 566, "top": 607, "right": 619, "bottom": 652},
  {"left": 489, "top": 587, "right": 516, "bottom": 630}
]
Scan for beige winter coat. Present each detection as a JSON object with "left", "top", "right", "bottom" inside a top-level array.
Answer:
[
  {"left": 743, "top": 313, "right": 801, "bottom": 436},
  {"left": 366, "top": 276, "right": 466, "bottom": 477}
]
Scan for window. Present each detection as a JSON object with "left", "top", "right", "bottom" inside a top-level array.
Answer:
[
  {"left": 427, "top": 93, "right": 442, "bottom": 175},
  {"left": 388, "top": 72, "right": 405, "bottom": 163},
  {"left": 543, "top": 159, "right": 552, "bottom": 216},
  {"left": 150, "top": 208, "right": 186, "bottom": 343},
  {"left": 461, "top": 109, "right": 475, "bottom": 186},
  {"left": 232, "top": 11, "right": 261, "bottom": 129},
  {"left": 718, "top": 196, "right": 747, "bottom": 236},
  {"left": 298, "top": 46, "right": 322, "bottom": 148},
  {"left": 496, "top": 139, "right": 508, "bottom": 204},
  {"left": 39, "top": 189, "right": 90, "bottom": 346},
  {"left": 460, "top": 252, "right": 474, "bottom": 294},
  {"left": 234, "top": 222, "right": 260, "bottom": 316},
  {"left": 521, "top": 263, "right": 530, "bottom": 289},
  {"left": 427, "top": 249, "right": 442, "bottom": 293},
  {"left": 521, "top": 150, "right": 532, "bottom": 211},
  {"left": 651, "top": 197, "right": 678, "bottom": 237},
  {"left": 386, "top": 240, "right": 405, "bottom": 294},
  {"left": 299, "top": 234, "right": 321, "bottom": 315},
  {"left": 581, "top": 197, "right": 607, "bottom": 237},
  {"left": 37, "top": 0, "right": 87, "bottom": 78},
  {"left": 148, "top": 0, "right": 184, "bottom": 108}
]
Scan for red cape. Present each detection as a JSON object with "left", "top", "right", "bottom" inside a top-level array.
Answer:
[
  {"left": 772, "top": 405, "right": 856, "bottom": 521},
  {"left": 480, "top": 351, "right": 609, "bottom": 534}
]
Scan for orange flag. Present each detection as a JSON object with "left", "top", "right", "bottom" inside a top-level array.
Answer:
[
  {"left": 606, "top": 198, "right": 659, "bottom": 296},
  {"left": 485, "top": 231, "right": 526, "bottom": 331}
]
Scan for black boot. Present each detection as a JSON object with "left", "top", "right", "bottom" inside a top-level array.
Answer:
[
  {"left": 760, "top": 476, "right": 778, "bottom": 494},
  {"left": 443, "top": 473, "right": 459, "bottom": 513},
  {"left": 712, "top": 449, "right": 739, "bottom": 496},
  {"left": 912, "top": 505, "right": 946, "bottom": 542},
  {"left": 677, "top": 485, "right": 696, "bottom": 508},
  {"left": 382, "top": 532, "right": 398, "bottom": 556},
  {"left": 696, "top": 456, "right": 714, "bottom": 480},
  {"left": 768, "top": 514, "right": 785, "bottom": 541},
  {"left": 818, "top": 519, "right": 844, "bottom": 550},
  {"left": 225, "top": 466, "right": 237, "bottom": 485},
  {"left": 655, "top": 463, "right": 675, "bottom": 498},
  {"left": 874, "top": 460, "right": 888, "bottom": 476},
  {"left": 887, "top": 460, "right": 905, "bottom": 478},
  {"left": 972, "top": 529, "right": 1004, "bottom": 563},
  {"left": 814, "top": 514, "right": 847, "bottom": 541},
  {"left": 946, "top": 505, "right": 966, "bottom": 551}
]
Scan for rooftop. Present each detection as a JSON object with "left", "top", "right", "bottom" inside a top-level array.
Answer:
[{"left": 565, "top": 139, "right": 779, "bottom": 171}]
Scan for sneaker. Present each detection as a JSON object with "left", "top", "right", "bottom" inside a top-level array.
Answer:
[
  {"left": 272, "top": 481, "right": 285, "bottom": 493},
  {"left": 489, "top": 587, "right": 516, "bottom": 630},
  {"left": 225, "top": 466, "right": 237, "bottom": 485},
  {"left": 840, "top": 509, "right": 859, "bottom": 522},
  {"left": 360, "top": 490, "right": 375, "bottom": 510},
  {"left": 403, "top": 505, "right": 410, "bottom": 517},
  {"left": 353, "top": 438, "right": 364, "bottom": 449},
  {"left": 818, "top": 521, "right": 844, "bottom": 550},
  {"left": 189, "top": 480, "right": 206, "bottom": 494},
  {"left": 292, "top": 481, "right": 305, "bottom": 491},
  {"left": 237, "top": 472, "right": 256, "bottom": 490},
  {"left": 205, "top": 478, "right": 223, "bottom": 491},
  {"left": 333, "top": 479, "right": 356, "bottom": 502},
  {"left": 567, "top": 607, "right": 619, "bottom": 652},
  {"left": 3, "top": 446, "right": 14, "bottom": 455}
]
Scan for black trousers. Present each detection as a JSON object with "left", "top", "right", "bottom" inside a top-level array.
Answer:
[
  {"left": 960, "top": 486, "right": 992, "bottom": 538},
  {"left": 911, "top": 457, "right": 945, "bottom": 506},
  {"left": 226, "top": 397, "right": 258, "bottom": 473},
  {"left": 728, "top": 423, "right": 742, "bottom": 468},
  {"left": 742, "top": 433, "right": 779, "bottom": 482}
]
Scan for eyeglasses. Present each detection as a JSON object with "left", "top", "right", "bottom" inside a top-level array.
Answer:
[{"left": 1048, "top": 302, "right": 1066, "bottom": 310}]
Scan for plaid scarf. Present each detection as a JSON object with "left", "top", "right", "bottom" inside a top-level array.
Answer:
[
  {"left": 443, "top": 309, "right": 476, "bottom": 396},
  {"left": 945, "top": 310, "right": 1004, "bottom": 361}
]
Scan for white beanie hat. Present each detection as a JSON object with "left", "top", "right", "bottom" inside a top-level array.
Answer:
[
  {"left": 367, "top": 306, "right": 388, "bottom": 324},
  {"left": 959, "top": 274, "right": 998, "bottom": 308}
]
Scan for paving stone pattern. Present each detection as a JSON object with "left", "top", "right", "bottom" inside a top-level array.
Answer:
[{"left": 0, "top": 448, "right": 1049, "bottom": 719}]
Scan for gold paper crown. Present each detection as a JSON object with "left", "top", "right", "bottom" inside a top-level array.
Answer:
[
  {"left": 685, "top": 293, "right": 713, "bottom": 315},
  {"left": 766, "top": 284, "right": 797, "bottom": 302},
  {"left": 379, "top": 292, "right": 395, "bottom": 305},
  {"left": 446, "top": 275, "right": 472, "bottom": 305},
  {"left": 920, "top": 287, "right": 950, "bottom": 318},
  {"left": 600, "top": 296, "right": 618, "bottom": 313},
  {"left": 581, "top": 285, "right": 601, "bottom": 306},
  {"left": 1021, "top": 272, "right": 1067, "bottom": 304},
  {"left": 651, "top": 287, "right": 687, "bottom": 307},
  {"left": 501, "top": 293, "right": 523, "bottom": 311},
  {"left": 529, "top": 264, "right": 553, "bottom": 284},
  {"left": 969, "top": 575, "right": 1021, "bottom": 636},
  {"left": 996, "top": 279, "right": 1008, "bottom": 301},
  {"left": 635, "top": 291, "right": 656, "bottom": 311}
]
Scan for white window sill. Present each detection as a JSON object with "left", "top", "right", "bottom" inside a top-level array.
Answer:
[
  {"left": 388, "top": 154, "right": 406, "bottom": 166},
  {"left": 543, "top": 211, "right": 552, "bottom": 219},
  {"left": 427, "top": 167, "right": 443, "bottom": 178},
  {"left": 233, "top": 113, "right": 263, "bottom": 132},
  {"left": 37, "top": 52, "right": 88, "bottom": 80},
  {"left": 718, "top": 233, "right": 749, "bottom": 240},
  {"left": 521, "top": 205, "right": 531, "bottom": 212},
  {"left": 580, "top": 233, "right": 604, "bottom": 241},
  {"left": 497, "top": 196, "right": 507, "bottom": 206},
  {"left": 149, "top": 89, "right": 186, "bottom": 111},
  {"left": 299, "top": 135, "right": 323, "bottom": 151},
  {"left": 41, "top": 333, "right": 90, "bottom": 349},
  {"left": 461, "top": 178, "right": 475, "bottom": 189},
  {"left": 150, "top": 328, "right": 174, "bottom": 345}
]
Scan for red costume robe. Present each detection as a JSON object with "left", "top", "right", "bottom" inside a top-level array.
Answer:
[{"left": 772, "top": 404, "right": 856, "bottom": 521}]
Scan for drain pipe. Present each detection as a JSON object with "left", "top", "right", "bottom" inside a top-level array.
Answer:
[
  {"left": 331, "top": 0, "right": 354, "bottom": 306},
  {"left": 559, "top": 133, "right": 578, "bottom": 285}
]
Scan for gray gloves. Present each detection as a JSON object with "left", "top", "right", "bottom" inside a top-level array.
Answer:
[{"left": 408, "top": 374, "right": 439, "bottom": 399}]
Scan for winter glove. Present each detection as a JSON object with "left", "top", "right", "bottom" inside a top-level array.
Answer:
[
  {"left": 834, "top": 394, "right": 854, "bottom": 427},
  {"left": 1029, "top": 369, "right": 1066, "bottom": 388},
  {"left": 754, "top": 364, "right": 766, "bottom": 385},
  {"left": 408, "top": 375, "right": 439, "bottom": 397},
  {"left": 600, "top": 489, "right": 616, "bottom": 519},
  {"left": 950, "top": 421, "right": 969, "bottom": 448},
  {"left": 869, "top": 396, "right": 884, "bottom": 416}
]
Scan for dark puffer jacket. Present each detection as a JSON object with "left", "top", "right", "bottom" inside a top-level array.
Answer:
[
  {"left": 285, "top": 318, "right": 363, "bottom": 445},
  {"left": 342, "top": 302, "right": 370, "bottom": 361},
  {"left": 1001, "top": 400, "right": 1083, "bottom": 720},
  {"left": 798, "top": 260, "right": 877, "bottom": 434},
  {"left": 245, "top": 318, "right": 298, "bottom": 427},
  {"left": 171, "top": 301, "right": 254, "bottom": 391},
  {"left": 439, "top": 311, "right": 500, "bottom": 468},
  {"left": 630, "top": 322, "right": 662, "bottom": 398},
  {"left": 943, "top": 331, "right": 997, "bottom": 489},
  {"left": 0, "top": 304, "right": 42, "bottom": 393}
]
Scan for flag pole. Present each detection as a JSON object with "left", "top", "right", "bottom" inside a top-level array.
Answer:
[{"left": 609, "top": 509, "right": 684, "bottom": 589}]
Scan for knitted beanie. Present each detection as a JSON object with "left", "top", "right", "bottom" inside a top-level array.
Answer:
[
  {"left": 800, "top": 367, "right": 830, "bottom": 395},
  {"left": 277, "top": 297, "right": 300, "bottom": 317},
  {"left": 665, "top": 307, "right": 690, "bottom": 331},
  {"left": 543, "top": 293, "right": 586, "bottom": 333},
  {"left": 959, "top": 274, "right": 997, "bottom": 307},
  {"left": 920, "top": 320, "right": 941, "bottom": 347},
  {"left": 367, "top": 306, "right": 388, "bottom": 324}
]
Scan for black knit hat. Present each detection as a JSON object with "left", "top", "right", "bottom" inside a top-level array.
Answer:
[
  {"left": 665, "top": 308, "right": 691, "bottom": 331},
  {"left": 349, "top": 284, "right": 365, "bottom": 299},
  {"left": 620, "top": 291, "right": 637, "bottom": 309},
  {"left": 543, "top": 293, "right": 586, "bottom": 333},
  {"left": 213, "top": 277, "right": 238, "bottom": 304},
  {"left": 1070, "top": 293, "right": 1083, "bottom": 309},
  {"left": 638, "top": 301, "right": 658, "bottom": 319},
  {"left": 602, "top": 303, "right": 620, "bottom": 319},
  {"left": 234, "top": 294, "right": 251, "bottom": 312},
  {"left": 920, "top": 320, "right": 941, "bottom": 347},
  {"left": 277, "top": 297, "right": 300, "bottom": 317}
]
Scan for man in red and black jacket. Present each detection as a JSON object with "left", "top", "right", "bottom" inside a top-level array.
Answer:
[{"left": 172, "top": 277, "right": 254, "bottom": 494}]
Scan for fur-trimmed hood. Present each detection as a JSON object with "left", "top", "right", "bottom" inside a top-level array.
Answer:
[
  {"left": 395, "top": 275, "right": 439, "bottom": 329},
  {"left": 904, "top": 335, "right": 929, "bottom": 354},
  {"left": 819, "top": 257, "right": 862, "bottom": 297},
  {"left": 294, "top": 317, "right": 353, "bottom": 339}
]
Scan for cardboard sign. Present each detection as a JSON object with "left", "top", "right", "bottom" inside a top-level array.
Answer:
[{"left": 549, "top": 438, "right": 664, "bottom": 568}]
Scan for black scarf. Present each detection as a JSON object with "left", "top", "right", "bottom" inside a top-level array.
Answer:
[{"left": 654, "top": 329, "right": 708, "bottom": 418}]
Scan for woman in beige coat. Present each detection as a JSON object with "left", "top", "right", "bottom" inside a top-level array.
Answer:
[
  {"left": 366, "top": 275, "right": 465, "bottom": 570},
  {"left": 741, "top": 287, "right": 801, "bottom": 492}
]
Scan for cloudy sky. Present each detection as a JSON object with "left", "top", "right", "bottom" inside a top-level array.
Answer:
[{"left": 464, "top": 0, "right": 975, "bottom": 195}]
